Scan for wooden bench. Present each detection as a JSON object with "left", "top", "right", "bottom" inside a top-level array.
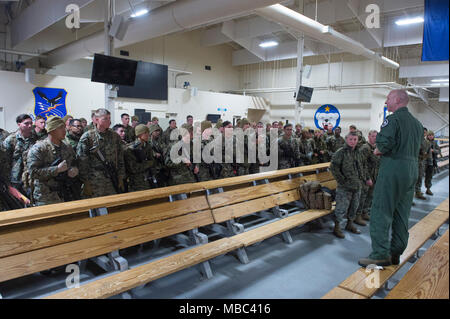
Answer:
[
  {"left": 385, "top": 229, "right": 449, "bottom": 299},
  {"left": 42, "top": 163, "right": 336, "bottom": 299},
  {"left": 0, "top": 183, "right": 216, "bottom": 293},
  {"left": 322, "top": 198, "right": 449, "bottom": 299}
]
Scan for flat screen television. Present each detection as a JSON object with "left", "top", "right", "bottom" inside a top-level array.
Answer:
[
  {"left": 91, "top": 54, "right": 138, "bottom": 86},
  {"left": 118, "top": 61, "right": 168, "bottom": 100},
  {"left": 296, "top": 86, "right": 314, "bottom": 102}
]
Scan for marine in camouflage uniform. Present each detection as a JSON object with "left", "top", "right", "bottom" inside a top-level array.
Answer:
[
  {"left": 64, "top": 119, "right": 84, "bottom": 152},
  {"left": 326, "top": 127, "right": 345, "bottom": 157},
  {"left": 197, "top": 121, "right": 215, "bottom": 182},
  {"left": 162, "top": 120, "right": 178, "bottom": 146},
  {"left": 236, "top": 119, "right": 252, "bottom": 176},
  {"left": 0, "top": 128, "right": 9, "bottom": 143},
  {"left": 149, "top": 124, "right": 168, "bottom": 187},
  {"left": 123, "top": 125, "right": 135, "bottom": 144},
  {"left": 77, "top": 109, "right": 126, "bottom": 198},
  {"left": 297, "top": 129, "right": 313, "bottom": 166},
  {"left": 310, "top": 130, "right": 331, "bottom": 164},
  {"left": 165, "top": 126, "right": 197, "bottom": 186},
  {"left": 330, "top": 132, "right": 369, "bottom": 238},
  {"left": 219, "top": 122, "right": 236, "bottom": 178},
  {"left": 278, "top": 124, "right": 301, "bottom": 169},
  {"left": 415, "top": 132, "right": 430, "bottom": 200},
  {"left": 424, "top": 131, "right": 440, "bottom": 195},
  {"left": 3, "top": 116, "right": 39, "bottom": 195},
  {"left": 0, "top": 145, "right": 11, "bottom": 211},
  {"left": 124, "top": 125, "right": 155, "bottom": 192},
  {"left": 356, "top": 131, "right": 380, "bottom": 222},
  {"left": 27, "top": 117, "right": 78, "bottom": 206}
]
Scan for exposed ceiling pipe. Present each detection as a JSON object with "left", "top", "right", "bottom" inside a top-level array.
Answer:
[
  {"left": 0, "top": 48, "right": 44, "bottom": 58},
  {"left": 254, "top": 4, "right": 399, "bottom": 69},
  {"left": 41, "top": 0, "right": 283, "bottom": 68}
]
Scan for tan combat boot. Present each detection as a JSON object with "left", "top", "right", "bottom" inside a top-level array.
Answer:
[
  {"left": 354, "top": 215, "right": 367, "bottom": 226},
  {"left": 345, "top": 220, "right": 361, "bottom": 234},
  {"left": 333, "top": 222, "right": 345, "bottom": 239},
  {"left": 362, "top": 212, "right": 370, "bottom": 221},
  {"left": 415, "top": 191, "right": 426, "bottom": 200},
  {"left": 426, "top": 188, "right": 433, "bottom": 196}
]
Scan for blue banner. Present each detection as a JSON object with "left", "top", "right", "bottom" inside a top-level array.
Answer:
[
  {"left": 422, "top": 0, "right": 449, "bottom": 61},
  {"left": 33, "top": 87, "right": 68, "bottom": 119}
]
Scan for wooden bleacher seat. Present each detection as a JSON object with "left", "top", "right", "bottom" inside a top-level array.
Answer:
[
  {"left": 0, "top": 185, "right": 213, "bottom": 284},
  {"left": 385, "top": 229, "right": 449, "bottom": 299},
  {"left": 38, "top": 163, "right": 336, "bottom": 299},
  {"left": 322, "top": 198, "right": 449, "bottom": 299}
]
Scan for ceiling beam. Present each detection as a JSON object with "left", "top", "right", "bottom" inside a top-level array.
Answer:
[{"left": 221, "top": 20, "right": 266, "bottom": 61}]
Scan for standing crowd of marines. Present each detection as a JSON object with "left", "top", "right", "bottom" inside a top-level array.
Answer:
[{"left": 0, "top": 108, "right": 444, "bottom": 242}]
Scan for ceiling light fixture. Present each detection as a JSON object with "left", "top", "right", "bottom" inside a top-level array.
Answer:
[
  {"left": 431, "top": 79, "right": 449, "bottom": 82},
  {"left": 395, "top": 16, "right": 424, "bottom": 26},
  {"left": 259, "top": 41, "right": 279, "bottom": 48},
  {"left": 131, "top": 9, "right": 149, "bottom": 18}
]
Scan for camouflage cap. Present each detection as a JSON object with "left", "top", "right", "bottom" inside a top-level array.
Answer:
[
  {"left": 46, "top": 116, "right": 65, "bottom": 133},
  {"left": 151, "top": 116, "right": 159, "bottom": 122},
  {"left": 201, "top": 120, "right": 212, "bottom": 133},
  {"left": 131, "top": 115, "right": 139, "bottom": 122},
  {"left": 62, "top": 115, "right": 73, "bottom": 123},
  {"left": 135, "top": 124, "right": 149, "bottom": 136},
  {"left": 149, "top": 124, "right": 161, "bottom": 135},
  {"left": 240, "top": 118, "right": 250, "bottom": 128},
  {"left": 427, "top": 130, "right": 435, "bottom": 136},
  {"left": 215, "top": 119, "right": 223, "bottom": 129}
]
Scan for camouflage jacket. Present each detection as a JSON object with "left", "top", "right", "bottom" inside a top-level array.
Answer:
[
  {"left": 418, "top": 138, "right": 431, "bottom": 163},
  {"left": 64, "top": 132, "right": 81, "bottom": 152},
  {"left": 0, "top": 128, "right": 10, "bottom": 143},
  {"left": 124, "top": 125, "right": 136, "bottom": 144},
  {"left": 76, "top": 127, "right": 126, "bottom": 183},
  {"left": 162, "top": 127, "right": 177, "bottom": 145},
  {"left": 297, "top": 137, "right": 313, "bottom": 165},
  {"left": 428, "top": 140, "right": 441, "bottom": 165},
  {"left": 327, "top": 135, "right": 345, "bottom": 155},
  {"left": 359, "top": 142, "right": 380, "bottom": 182},
  {"left": 330, "top": 144, "right": 366, "bottom": 191},
  {"left": 311, "top": 136, "right": 331, "bottom": 164},
  {"left": 164, "top": 140, "right": 196, "bottom": 185},
  {"left": 2, "top": 131, "right": 38, "bottom": 185},
  {"left": 124, "top": 139, "right": 155, "bottom": 191},
  {"left": 27, "top": 138, "right": 77, "bottom": 205},
  {"left": 278, "top": 135, "right": 301, "bottom": 169}
]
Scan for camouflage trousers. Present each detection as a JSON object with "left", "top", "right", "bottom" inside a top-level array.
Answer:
[
  {"left": 415, "top": 161, "right": 424, "bottom": 192},
  {"left": 425, "top": 164, "right": 434, "bottom": 189},
  {"left": 356, "top": 184, "right": 376, "bottom": 216},
  {"left": 334, "top": 186, "right": 361, "bottom": 229},
  {"left": 219, "top": 164, "right": 235, "bottom": 178},
  {"left": 85, "top": 171, "right": 118, "bottom": 198}
]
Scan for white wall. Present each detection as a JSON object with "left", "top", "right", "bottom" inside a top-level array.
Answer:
[
  {"left": 0, "top": 70, "right": 263, "bottom": 132},
  {"left": 237, "top": 58, "right": 391, "bottom": 136},
  {"left": 47, "top": 29, "right": 240, "bottom": 93}
]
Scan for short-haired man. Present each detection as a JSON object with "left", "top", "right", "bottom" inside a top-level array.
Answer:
[
  {"left": 186, "top": 115, "right": 194, "bottom": 126},
  {"left": 278, "top": 124, "right": 301, "bottom": 169},
  {"left": 113, "top": 124, "right": 126, "bottom": 143},
  {"left": 77, "top": 108, "right": 126, "bottom": 198},
  {"left": 125, "top": 124, "right": 155, "bottom": 191},
  {"left": 359, "top": 90, "right": 423, "bottom": 267},
  {"left": 327, "top": 126, "right": 345, "bottom": 157},
  {"left": 121, "top": 113, "right": 135, "bottom": 143},
  {"left": 33, "top": 116, "right": 47, "bottom": 140},
  {"left": 27, "top": 116, "right": 79, "bottom": 206},
  {"left": 65, "top": 119, "right": 83, "bottom": 151},
  {"left": 162, "top": 119, "right": 177, "bottom": 145},
  {"left": 3, "top": 114, "right": 38, "bottom": 195},
  {"left": 330, "top": 132, "right": 370, "bottom": 238}
]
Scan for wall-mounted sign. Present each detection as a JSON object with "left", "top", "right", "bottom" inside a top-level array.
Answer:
[
  {"left": 314, "top": 104, "right": 341, "bottom": 131},
  {"left": 33, "top": 87, "right": 68, "bottom": 119}
]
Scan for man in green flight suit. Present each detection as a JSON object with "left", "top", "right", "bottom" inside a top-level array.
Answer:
[{"left": 359, "top": 90, "right": 423, "bottom": 267}]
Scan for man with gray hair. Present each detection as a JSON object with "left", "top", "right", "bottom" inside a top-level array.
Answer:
[
  {"left": 359, "top": 90, "right": 423, "bottom": 267},
  {"left": 77, "top": 108, "right": 126, "bottom": 198}
]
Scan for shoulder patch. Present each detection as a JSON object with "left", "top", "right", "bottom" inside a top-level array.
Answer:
[{"left": 381, "top": 119, "right": 389, "bottom": 128}]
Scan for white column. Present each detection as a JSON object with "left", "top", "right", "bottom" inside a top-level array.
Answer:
[{"left": 104, "top": 0, "right": 115, "bottom": 124}]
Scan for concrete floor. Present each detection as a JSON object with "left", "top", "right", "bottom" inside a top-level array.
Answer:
[{"left": 1, "top": 169, "right": 448, "bottom": 299}]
